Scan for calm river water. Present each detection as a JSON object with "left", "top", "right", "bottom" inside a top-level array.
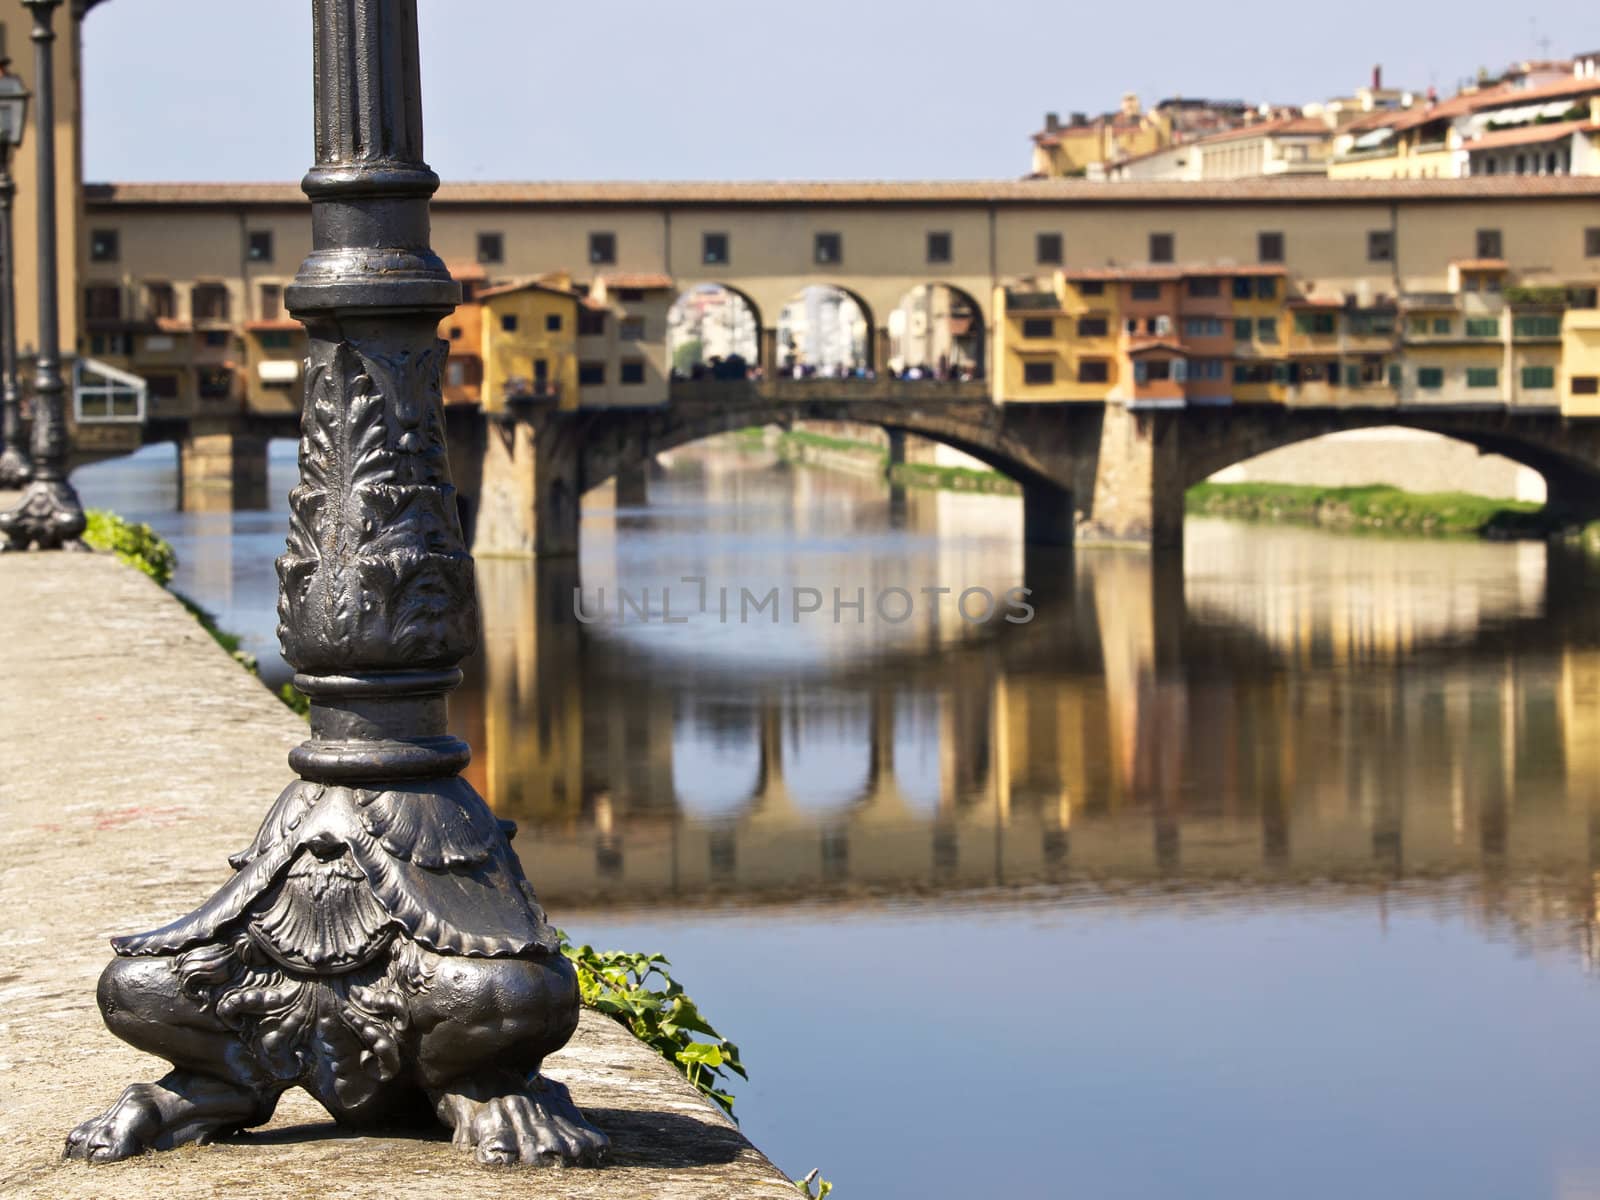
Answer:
[{"left": 75, "top": 441, "right": 1600, "bottom": 1199}]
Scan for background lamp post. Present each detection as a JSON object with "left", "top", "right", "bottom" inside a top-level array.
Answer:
[
  {"left": 0, "top": 57, "right": 30, "bottom": 487},
  {"left": 0, "top": 0, "right": 84, "bottom": 549},
  {"left": 64, "top": 0, "right": 609, "bottom": 1169}
]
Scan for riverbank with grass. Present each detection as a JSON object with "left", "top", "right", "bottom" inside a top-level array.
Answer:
[
  {"left": 1185, "top": 482, "right": 1548, "bottom": 539},
  {"left": 733, "top": 427, "right": 1018, "bottom": 496}
]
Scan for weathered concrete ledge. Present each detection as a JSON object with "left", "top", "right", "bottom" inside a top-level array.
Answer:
[{"left": 0, "top": 551, "right": 795, "bottom": 1199}]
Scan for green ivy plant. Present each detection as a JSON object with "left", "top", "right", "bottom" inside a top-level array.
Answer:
[
  {"left": 83, "top": 508, "right": 176, "bottom": 586},
  {"left": 558, "top": 933, "right": 748, "bottom": 1118}
]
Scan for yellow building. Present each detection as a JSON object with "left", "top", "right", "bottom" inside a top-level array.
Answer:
[
  {"left": 994, "top": 272, "right": 1120, "bottom": 401},
  {"left": 1562, "top": 307, "right": 1600, "bottom": 415},
  {"left": 478, "top": 276, "right": 581, "bottom": 412}
]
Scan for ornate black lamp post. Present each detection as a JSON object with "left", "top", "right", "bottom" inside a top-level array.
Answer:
[
  {"left": 0, "top": 58, "right": 30, "bottom": 488},
  {"left": 0, "top": 0, "right": 83, "bottom": 549},
  {"left": 64, "top": 0, "right": 608, "bottom": 1169}
]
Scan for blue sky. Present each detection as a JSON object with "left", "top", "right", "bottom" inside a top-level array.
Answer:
[{"left": 82, "top": 0, "right": 1590, "bottom": 182}]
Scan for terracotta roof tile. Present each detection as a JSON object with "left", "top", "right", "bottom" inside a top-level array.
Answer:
[
  {"left": 476, "top": 278, "right": 582, "bottom": 301},
  {"left": 599, "top": 273, "right": 675, "bottom": 290},
  {"left": 1451, "top": 257, "right": 1509, "bottom": 270},
  {"left": 83, "top": 176, "right": 1600, "bottom": 208},
  {"left": 1467, "top": 118, "right": 1598, "bottom": 152}
]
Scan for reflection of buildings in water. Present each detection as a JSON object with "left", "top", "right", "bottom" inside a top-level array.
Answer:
[{"left": 456, "top": 467, "right": 1600, "bottom": 967}]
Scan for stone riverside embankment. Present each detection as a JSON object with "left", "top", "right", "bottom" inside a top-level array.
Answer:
[{"left": 0, "top": 550, "right": 795, "bottom": 1199}]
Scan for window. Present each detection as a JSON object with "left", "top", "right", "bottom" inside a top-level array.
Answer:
[
  {"left": 1348, "top": 312, "right": 1395, "bottom": 336},
  {"left": 926, "top": 231, "right": 952, "bottom": 264},
  {"left": 447, "top": 326, "right": 462, "bottom": 340},
  {"left": 1153, "top": 315, "right": 1172, "bottom": 336},
  {"left": 1514, "top": 315, "right": 1561, "bottom": 338},
  {"left": 814, "top": 232, "right": 842, "bottom": 265},
  {"left": 1256, "top": 277, "right": 1277, "bottom": 300},
  {"left": 1149, "top": 232, "right": 1174, "bottom": 263},
  {"left": 1257, "top": 317, "right": 1278, "bottom": 343},
  {"left": 198, "top": 368, "right": 233, "bottom": 400},
  {"left": 1294, "top": 311, "right": 1336, "bottom": 335},
  {"left": 620, "top": 316, "right": 646, "bottom": 341},
  {"left": 1035, "top": 233, "right": 1063, "bottom": 265},
  {"left": 1183, "top": 316, "right": 1222, "bottom": 337},
  {"left": 589, "top": 232, "right": 616, "bottom": 264},
  {"left": 476, "top": 232, "right": 504, "bottom": 264},
  {"left": 1388, "top": 363, "right": 1403, "bottom": 389},
  {"left": 192, "top": 283, "right": 230, "bottom": 322},
  {"left": 1130, "top": 281, "right": 1161, "bottom": 300},
  {"left": 1573, "top": 376, "right": 1600, "bottom": 395},
  {"left": 1417, "top": 367, "right": 1444, "bottom": 389},
  {"left": 1078, "top": 280, "right": 1105, "bottom": 296},
  {"left": 545, "top": 312, "right": 562, "bottom": 332},
  {"left": 1232, "top": 277, "right": 1253, "bottom": 300},
  {"left": 1076, "top": 315, "right": 1108, "bottom": 337},
  {"left": 702, "top": 232, "right": 729, "bottom": 265},
  {"left": 500, "top": 313, "right": 518, "bottom": 333},
  {"left": 1465, "top": 318, "right": 1499, "bottom": 338},
  {"left": 1408, "top": 316, "right": 1429, "bottom": 335},
  {"left": 259, "top": 284, "right": 282, "bottom": 321},
  {"left": 147, "top": 374, "right": 179, "bottom": 400},
  {"left": 258, "top": 330, "right": 292, "bottom": 349},
  {"left": 1368, "top": 230, "right": 1394, "bottom": 262},
  {"left": 1522, "top": 365, "right": 1556, "bottom": 389},
  {"left": 578, "top": 361, "right": 606, "bottom": 385},
  {"left": 144, "top": 282, "right": 175, "bottom": 320},
  {"left": 620, "top": 359, "right": 646, "bottom": 385},
  {"left": 1258, "top": 232, "right": 1284, "bottom": 263},
  {"left": 1476, "top": 229, "right": 1503, "bottom": 259},
  {"left": 1466, "top": 367, "right": 1499, "bottom": 388},
  {"left": 1021, "top": 317, "right": 1054, "bottom": 339},
  {"left": 202, "top": 330, "right": 229, "bottom": 348},
  {"left": 578, "top": 308, "right": 606, "bottom": 337},
  {"left": 1233, "top": 318, "right": 1253, "bottom": 341},
  {"left": 1022, "top": 360, "right": 1055, "bottom": 385},
  {"left": 1134, "top": 359, "right": 1173, "bottom": 383},
  {"left": 247, "top": 231, "right": 273, "bottom": 262},
  {"left": 1077, "top": 359, "right": 1109, "bottom": 383},
  {"left": 1187, "top": 277, "right": 1221, "bottom": 298},
  {"left": 1191, "top": 358, "right": 1225, "bottom": 381},
  {"left": 1432, "top": 316, "right": 1452, "bottom": 334},
  {"left": 1587, "top": 228, "right": 1600, "bottom": 258},
  {"left": 618, "top": 288, "right": 644, "bottom": 302},
  {"left": 89, "top": 229, "right": 118, "bottom": 263}
]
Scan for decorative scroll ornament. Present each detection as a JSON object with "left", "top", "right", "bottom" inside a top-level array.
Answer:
[{"left": 277, "top": 339, "right": 476, "bottom": 675}]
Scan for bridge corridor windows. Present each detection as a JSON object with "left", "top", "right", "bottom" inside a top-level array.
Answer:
[
  {"left": 778, "top": 285, "right": 870, "bottom": 376},
  {"left": 668, "top": 284, "right": 760, "bottom": 379},
  {"left": 476, "top": 232, "right": 503, "bottom": 264},
  {"left": 887, "top": 284, "right": 984, "bottom": 380}
]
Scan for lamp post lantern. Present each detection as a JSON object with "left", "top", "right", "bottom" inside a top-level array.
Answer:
[
  {"left": 0, "top": 0, "right": 83, "bottom": 548},
  {"left": 0, "top": 57, "right": 30, "bottom": 488},
  {"left": 63, "top": 0, "right": 608, "bottom": 1169}
]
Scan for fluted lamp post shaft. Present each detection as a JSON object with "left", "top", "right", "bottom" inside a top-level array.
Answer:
[
  {"left": 0, "top": 58, "right": 31, "bottom": 488},
  {"left": 0, "top": 0, "right": 83, "bottom": 547},
  {"left": 64, "top": 0, "right": 608, "bottom": 1169}
]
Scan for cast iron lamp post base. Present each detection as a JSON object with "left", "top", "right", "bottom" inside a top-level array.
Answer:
[{"left": 63, "top": 0, "right": 607, "bottom": 1168}]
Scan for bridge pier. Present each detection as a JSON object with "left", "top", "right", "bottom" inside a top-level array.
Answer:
[
  {"left": 471, "top": 414, "right": 580, "bottom": 557},
  {"left": 884, "top": 428, "right": 906, "bottom": 478},
  {"left": 1022, "top": 479, "right": 1075, "bottom": 546},
  {"left": 614, "top": 460, "right": 649, "bottom": 506},
  {"left": 1075, "top": 404, "right": 1185, "bottom": 549},
  {"left": 177, "top": 427, "right": 268, "bottom": 512}
]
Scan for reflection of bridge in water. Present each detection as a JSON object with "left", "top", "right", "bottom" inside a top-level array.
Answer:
[{"left": 452, "top": 529, "right": 1600, "bottom": 961}]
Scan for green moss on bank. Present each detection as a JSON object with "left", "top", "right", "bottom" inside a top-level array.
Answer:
[
  {"left": 734, "top": 427, "right": 1017, "bottom": 495},
  {"left": 1186, "top": 482, "right": 1543, "bottom": 538}
]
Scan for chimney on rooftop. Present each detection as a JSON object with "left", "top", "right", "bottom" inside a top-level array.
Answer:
[
  {"left": 1044, "top": 111, "right": 1060, "bottom": 132},
  {"left": 1373, "top": 64, "right": 1382, "bottom": 90},
  {"left": 1070, "top": 111, "right": 1088, "bottom": 127}
]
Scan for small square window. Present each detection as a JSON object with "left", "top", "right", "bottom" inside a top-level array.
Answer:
[
  {"left": 247, "top": 231, "right": 273, "bottom": 262},
  {"left": 1573, "top": 376, "right": 1600, "bottom": 395},
  {"left": 1586, "top": 228, "right": 1600, "bottom": 259},
  {"left": 1023, "top": 360, "right": 1055, "bottom": 385},
  {"left": 1231, "top": 278, "right": 1252, "bottom": 300},
  {"left": 1234, "top": 318, "right": 1253, "bottom": 341},
  {"left": 620, "top": 359, "right": 646, "bottom": 385},
  {"left": 1077, "top": 279, "right": 1105, "bottom": 296},
  {"left": 1256, "top": 278, "right": 1277, "bottom": 300},
  {"left": 500, "top": 313, "right": 518, "bottom": 333},
  {"left": 578, "top": 308, "right": 606, "bottom": 337},
  {"left": 620, "top": 316, "right": 646, "bottom": 341},
  {"left": 545, "top": 313, "right": 562, "bottom": 332},
  {"left": 1149, "top": 232, "right": 1174, "bottom": 263},
  {"left": 578, "top": 361, "right": 606, "bottom": 385},
  {"left": 1476, "top": 229, "right": 1503, "bottom": 259},
  {"left": 1036, "top": 233, "right": 1063, "bottom": 265},
  {"left": 1368, "top": 230, "right": 1394, "bottom": 262},
  {"left": 1130, "top": 281, "right": 1161, "bottom": 300},
  {"left": 1077, "top": 359, "right": 1109, "bottom": 383},
  {"left": 1021, "top": 317, "right": 1053, "bottom": 339},
  {"left": 1258, "top": 232, "right": 1284, "bottom": 263},
  {"left": 1257, "top": 317, "right": 1277, "bottom": 342},
  {"left": 1076, "top": 316, "right": 1108, "bottom": 337},
  {"left": 814, "top": 232, "right": 842, "bottom": 265},
  {"left": 448, "top": 326, "right": 462, "bottom": 340},
  {"left": 1188, "top": 277, "right": 1221, "bottom": 298},
  {"left": 589, "top": 232, "right": 616, "bottom": 264},
  {"left": 89, "top": 229, "right": 119, "bottom": 263},
  {"left": 477, "top": 232, "right": 504, "bottom": 264},
  {"left": 926, "top": 231, "right": 952, "bottom": 264},
  {"left": 703, "top": 232, "right": 729, "bottom": 265}
]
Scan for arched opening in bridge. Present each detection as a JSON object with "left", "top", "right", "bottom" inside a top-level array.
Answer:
[
  {"left": 1202, "top": 427, "right": 1547, "bottom": 506},
  {"left": 776, "top": 285, "right": 873, "bottom": 376},
  {"left": 667, "top": 284, "right": 762, "bottom": 380},
  {"left": 886, "top": 284, "right": 985, "bottom": 380}
]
